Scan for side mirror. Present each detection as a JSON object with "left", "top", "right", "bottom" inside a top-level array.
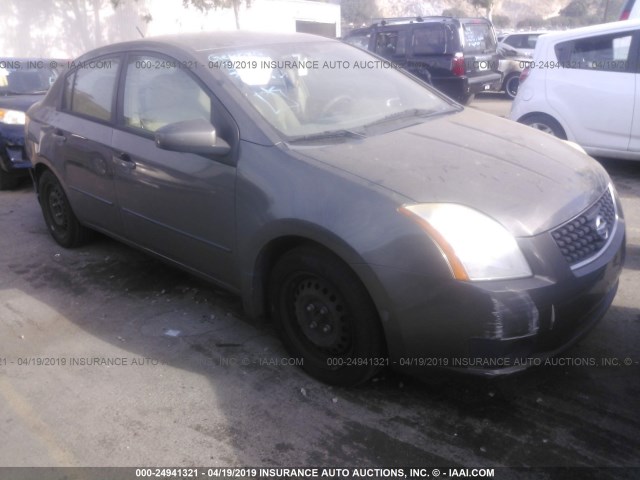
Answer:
[{"left": 154, "top": 118, "right": 231, "bottom": 156}]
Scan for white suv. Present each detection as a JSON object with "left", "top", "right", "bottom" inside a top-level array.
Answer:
[
  {"left": 510, "top": 20, "right": 640, "bottom": 160},
  {"left": 498, "top": 31, "right": 555, "bottom": 57}
]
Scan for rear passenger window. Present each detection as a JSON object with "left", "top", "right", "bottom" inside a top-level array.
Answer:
[
  {"left": 64, "top": 58, "right": 120, "bottom": 121},
  {"left": 413, "top": 24, "right": 449, "bottom": 55},
  {"left": 503, "top": 35, "right": 523, "bottom": 48},
  {"left": 123, "top": 55, "right": 212, "bottom": 133},
  {"left": 374, "top": 31, "right": 407, "bottom": 58},
  {"left": 525, "top": 35, "right": 540, "bottom": 49},
  {"left": 555, "top": 33, "right": 633, "bottom": 72},
  {"left": 504, "top": 34, "right": 538, "bottom": 49}
]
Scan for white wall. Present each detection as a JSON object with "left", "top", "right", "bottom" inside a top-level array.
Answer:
[
  {"left": 0, "top": 0, "right": 340, "bottom": 59},
  {"left": 145, "top": 0, "right": 340, "bottom": 36}
]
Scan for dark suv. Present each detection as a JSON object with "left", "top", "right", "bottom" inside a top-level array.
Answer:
[
  {"left": 343, "top": 16, "right": 502, "bottom": 104},
  {"left": 1, "top": 58, "right": 60, "bottom": 189}
]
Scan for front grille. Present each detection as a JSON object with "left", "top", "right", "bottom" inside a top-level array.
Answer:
[{"left": 551, "top": 188, "right": 616, "bottom": 268}]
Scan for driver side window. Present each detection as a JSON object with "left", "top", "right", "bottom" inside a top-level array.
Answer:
[{"left": 123, "top": 55, "right": 212, "bottom": 132}]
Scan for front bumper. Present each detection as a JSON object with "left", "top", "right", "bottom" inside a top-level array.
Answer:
[
  {"left": 361, "top": 200, "right": 626, "bottom": 377},
  {"left": 467, "top": 71, "right": 503, "bottom": 95},
  {"left": 432, "top": 72, "right": 503, "bottom": 101},
  {"left": 0, "top": 125, "right": 31, "bottom": 175}
]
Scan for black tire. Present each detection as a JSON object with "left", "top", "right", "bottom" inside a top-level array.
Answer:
[
  {"left": 0, "top": 170, "right": 20, "bottom": 190},
  {"left": 38, "top": 170, "right": 93, "bottom": 248},
  {"left": 504, "top": 73, "right": 520, "bottom": 100},
  {"left": 269, "top": 246, "right": 385, "bottom": 386},
  {"left": 520, "top": 113, "right": 567, "bottom": 139}
]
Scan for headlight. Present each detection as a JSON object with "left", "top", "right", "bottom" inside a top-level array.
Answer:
[
  {"left": 0, "top": 108, "right": 26, "bottom": 125},
  {"left": 399, "top": 203, "right": 532, "bottom": 281}
]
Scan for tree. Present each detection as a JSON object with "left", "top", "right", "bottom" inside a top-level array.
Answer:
[
  {"left": 560, "top": 0, "right": 592, "bottom": 18},
  {"left": 442, "top": 8, "right": 469, "bottom": 17},
  {"left": 183, "top": 0, "right": 251, "bottom": 30},
  {"left": 0, "top": 0, "right": 150, "bottom": 57},
  {"left": 554, "top": 0, "right": 619, "bottom": 27},
  {"left": 603, "top": 0, "right": 625, "bottom": 21},
  {"left": 340, "top": 0, "right": 382, "bottom": 26},
  {"left": 342, "top": 0, "right": 381, "bottom": 27},
  {"left": 515, "top": 15, "right": 546, "bottom": 29},
  {"left": 491, "top": 14, "right": 511, "bottom": 28},
  {"left": 467, "top": 0, "right": 501, "bottom": 21}
]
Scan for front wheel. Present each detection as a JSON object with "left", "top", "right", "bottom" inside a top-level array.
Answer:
[
  {"left": 269, "top": 246, "right": 385, "bottom": 386},
  {"left": 38, "top": 170, "right": 93, "bottom": 248},
  {"left": 520, "top": 113, "right": 567, "bottom": 139}
]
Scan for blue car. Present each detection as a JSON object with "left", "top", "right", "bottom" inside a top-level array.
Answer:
[{"left": 0, "top": 58, "right": 60, "bottom": 189}]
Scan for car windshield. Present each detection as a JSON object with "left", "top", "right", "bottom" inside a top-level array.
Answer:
[
  {"left": 203, "top": 41, "right": 457, "bottom": 140},
  {"left": 0, "top": 63, "right": 57, "bottom": 95}
]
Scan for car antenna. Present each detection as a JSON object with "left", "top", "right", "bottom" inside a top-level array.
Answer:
[{"left": 136, "top": 26, "right": 145, "bottom": 38}]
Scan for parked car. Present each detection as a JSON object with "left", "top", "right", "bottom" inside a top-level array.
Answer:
[
  {"left": 490, "top": 44, "right": 530, "bottom": 99},
  {"left": 620, "top": 0, "right": 640, "bottom": 19},
  {"left": 343, "top": 16, "right": 502, "bottom": 104},
  {"left": 0, "top": 58, "right": 60, "bottom": 189},
  {"left": 26, "top": 32, "right": 625, "bottom": 386},
  {"left": 510, "top": 20, "right": 640, "bottom": 160},
  {"left": 498, "top": 31, "right": 555, "bottom": 57}
]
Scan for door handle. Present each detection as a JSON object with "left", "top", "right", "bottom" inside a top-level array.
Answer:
[
  {"left": 115, "top": 152, "right": 136, "bottom": 170},
  {"left": 51, "top": 130, "right": 66, "bottom": 143}
]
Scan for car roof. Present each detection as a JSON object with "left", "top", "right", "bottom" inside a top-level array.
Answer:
[
  {"left": 502, "top": 31, "right": 556, "bottom": 36},
  {"left": 74, "top": 31, "right": 332, "bottom": 61},
  {"left": 535, "top": 19, "right": 640, "bottom": 44},
  {"left": 348, "top": 16, "right": 489, "bottom": 32},
  {"left": 0, "top": 57, "right": 62, "bottom": 63}
]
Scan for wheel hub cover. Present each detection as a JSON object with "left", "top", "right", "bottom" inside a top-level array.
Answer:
[{"left": 293, "top": 278, "right": 349, "bottom": 352}]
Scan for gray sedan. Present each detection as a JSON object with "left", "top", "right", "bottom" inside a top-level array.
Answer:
[{"left": 25, "top": 32, "right": 625, "bottom": 386}]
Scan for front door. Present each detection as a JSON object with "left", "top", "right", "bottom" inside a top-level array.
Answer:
[{"left": 111, "top": 54, "right": 239, "bottom": 288}]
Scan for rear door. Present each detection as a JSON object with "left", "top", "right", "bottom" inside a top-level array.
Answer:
[
  {"left": 52, "top": 56, "right": 123, "bottom": 233},
  {"left": 461, "top": 19, "right": 501, "bottom": 87},
  {"left": 111, "top": 53, "right": 239, "bottom": 287},
  {"left": 408, "top": 22, "right": 455, "bottom": 86},
  {"left": 371, "top": 26, "right": 410, "bottom": 70},
  {"left": 552, "top": 29, "right": 638, "bottom": 152}
]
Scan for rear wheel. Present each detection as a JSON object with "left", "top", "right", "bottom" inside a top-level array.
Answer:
[
  {"left": 38, "top": 170, "right": 93, "bottom": 248},
  {"left": 269, "top": 246, "right": 385, "bottom": 386},
  {"left": 504, "top": 73, "right": 520, "bottom": 99},
  {"left": 520, "top": 114, "right": 567, "bottom": 139}
]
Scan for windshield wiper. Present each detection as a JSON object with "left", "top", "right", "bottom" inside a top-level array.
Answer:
[
  {"left": 288, "top": 128, "right": 366, "bottom": 143},
  {"left": 362, "top": 108, "right": 447, "bottom": 129}
]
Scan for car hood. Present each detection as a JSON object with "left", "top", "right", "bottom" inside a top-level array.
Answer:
[
  {"left": 0, "top": 94, "right": 44, "bottom": 112},
  {"left": 292, "top": 109, "right": 610, "bottom": 237}
]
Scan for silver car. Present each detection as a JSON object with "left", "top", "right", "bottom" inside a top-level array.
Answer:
[
  {"left": 494, "top": 44, "right": 530, "bottom": 99},
  {"left": 26, "top": 32, "right": 625, "bottom": 386}
]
